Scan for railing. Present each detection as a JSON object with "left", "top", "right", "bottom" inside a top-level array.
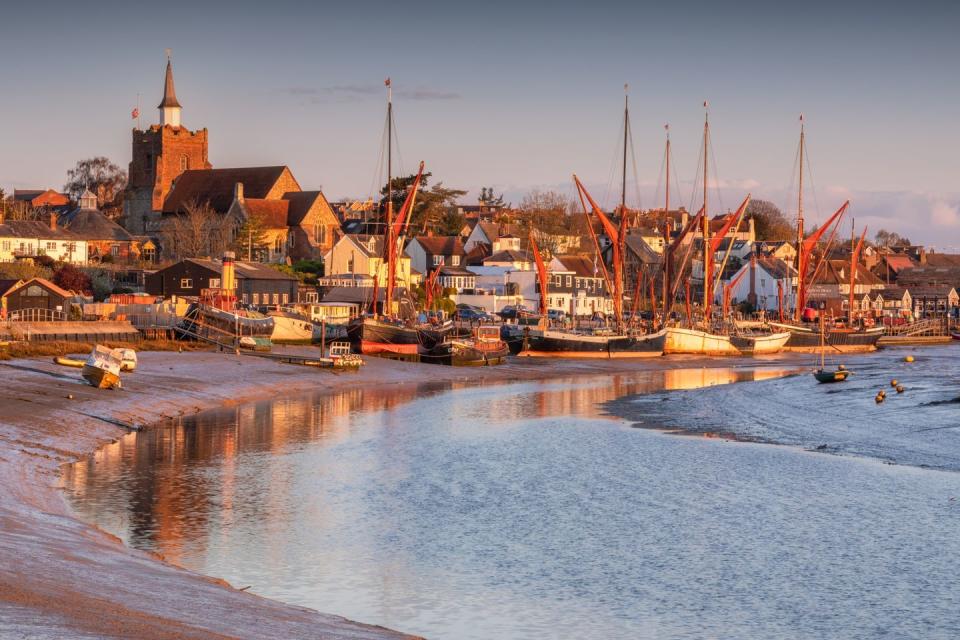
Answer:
[
  {"left": 882, "top": 318, "right": 950, "bottom": 337},
  {"left": 8, "top": 308, "right": 66, "bottom": 322}
]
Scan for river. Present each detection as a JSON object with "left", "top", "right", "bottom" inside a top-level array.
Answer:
[{"left": 63, "top": 348, "right": 960, "bottom": 639}]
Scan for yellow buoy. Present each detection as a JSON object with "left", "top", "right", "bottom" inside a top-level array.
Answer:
[
  {"left": 896, "top": 385, "right": 905, "bottom": 393},
  {"left": 905, "top": 355, "right": 915, "bottom": 363},
  {"left": 891, "top": 379, "right": 899, "bottom": 387},
  {"left": 875, "top": 394, "right": 885, "bottom": 404}
]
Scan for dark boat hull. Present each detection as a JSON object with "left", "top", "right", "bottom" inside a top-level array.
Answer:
[
  {"left": 520, "top": 329, "right": 665, "bottom": 358},
  {"left": 347, "top": 317, "right": 420, "bottom": 355},
  {"left": 814, "top": 369, "right": 851, "bottom": 383},
  {"left": 421, "top": 342, "right": 510, "bottom": 366},
  {"left": 772, "top": 324, "right": 883, "bottom": 353}
]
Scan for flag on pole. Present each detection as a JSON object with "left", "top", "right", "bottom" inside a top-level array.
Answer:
[
  {"left": 384, "top": 77, "right": 391, "bottom": 87},
  {"left": 131, "top": 107, "right": 140, "bottom": 119}
]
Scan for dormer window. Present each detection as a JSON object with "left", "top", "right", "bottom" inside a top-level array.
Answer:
[
  {"left": 451, "top": 255, "right": 460, "bottom": 266},
  {"left": 433, "top": 255, "right": 443, "bottom": 266}
]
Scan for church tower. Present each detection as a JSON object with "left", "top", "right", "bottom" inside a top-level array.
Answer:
[{"left": 122, "top": 54, "right": 211, "bottom": 234}]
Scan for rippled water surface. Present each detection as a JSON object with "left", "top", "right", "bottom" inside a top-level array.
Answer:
[{"left": 64, "top": 350, "right": 960, "bottom": 639}]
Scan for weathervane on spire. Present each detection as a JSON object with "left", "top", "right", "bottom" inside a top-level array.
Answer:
[{"left": 165, "top": 48, "right": 171, "bottom": 60}]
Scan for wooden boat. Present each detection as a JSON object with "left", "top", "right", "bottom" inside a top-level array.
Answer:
[
  {"left": 117, "top": 348, "right": 137, "bottom": 372},
  {"left": 82, "top": 345, "right": 122, "bottom": 389},
  {"left": 729, "top": 331, "right": 792, "bottom": 355},
  {"left": 663, "top": 326, "right": 740, "bottom": 356},
  {"left": 518, "top": 327, "right": 666, "bottom": 358},
  {"left": 812, "top": 307, "right": 851, "bottom": 383},
  {"left": 53, "top": 355, "right": 85, "bottom": 368},
  {"left": 268, "top": 309, "right": 316, "bottom": 342},
  {"left": 422, "top": 326, "right": 509, "bottom": 366},
  {"left": 770, "top": 322, "right": 883, "bottom": 353},
  {"left": 951, "top": 331, "right": 960, "bottom": 341}
]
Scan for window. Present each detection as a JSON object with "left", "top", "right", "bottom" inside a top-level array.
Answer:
[
  {"left": 451, "top": 255, "right": 461, "bottom": 266},
  {"left": 272, "top": 293, "right": 280, "bottom": 305},
  {"left": 180, "top": 278, "right": 193, "bottom": 289},
  {"left": 180, "top": 155, "right": 189, "bottom": 171},
  {"left": 274, "top": 237, "right": 283, "bottom": 254},
  {"left": 566, "top": 276, "right": 572, "bottom": 287},
  {"left": 433, "top": 255, "right": 443, "bottom": 266},
  {"left": 242, "top": 293, "right": 249, "bottom": 304},
  {"left": 575, "top": 278, "right": 581, "bottom": 289},
  {"left": 282, "top": 293, "right": 289, "bottom": 304},
  {"left": 1, "top": 241, "right": 10, "bottom": 251},
  {"left": 209, "top": 278, "right": 221, "bottom": 289},
  {"left": 314, "top": 224, "right": 327, "bottom": 245},
  {"left": 46, "top": 242, "right": 56, "bottom": 251},
  {"left": 252, "top": 293, "right": 260, "bottom": 305},
  {"left": 111, "top": 245, "right": 120, "bottom": 257}
]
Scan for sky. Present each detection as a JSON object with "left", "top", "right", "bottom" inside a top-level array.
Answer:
[{"left": 1, "top": 0, "right": 958, "bottom": 247}]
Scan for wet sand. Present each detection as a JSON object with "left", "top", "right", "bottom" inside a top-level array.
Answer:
[{"left": 0, "top": 347, "right": 809, "bottom": 639}]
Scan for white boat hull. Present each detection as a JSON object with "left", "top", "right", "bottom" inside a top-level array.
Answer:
[
  {"left": 730, "top": 332, "right": 791, "bottom": 355},
  {"left": 270, "top": 315, "right": 315, "bottom": 342},
  {"left": 664, "top": 327, "right": 741, "bottom": 356}
]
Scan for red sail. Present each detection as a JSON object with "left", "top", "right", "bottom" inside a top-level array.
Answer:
[
  {"left": 848, "top": 226, "right": 867, "bottom": 324},
  {"left": 529, "top": 231, "right": 549, "bottom": 317},
  {"left": 797, "top": 200, "right": 849, "bottom": 314}
]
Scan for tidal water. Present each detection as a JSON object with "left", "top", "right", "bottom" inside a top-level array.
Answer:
[{"left": 64, "top": 349, "right": 960, "bottom": 639}]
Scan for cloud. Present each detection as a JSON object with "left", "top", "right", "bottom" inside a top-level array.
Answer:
[
  {"left": 282, "top": 84, "right": 460, "bottom": 104},
  {"left": 931, "top": 199, "right": 960, "bottom": 227}
]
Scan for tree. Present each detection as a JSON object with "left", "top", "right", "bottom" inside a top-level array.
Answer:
[
  {"left": 478, "top": 187, "right": 505, "bottom": 207},
  {"left": 0, "top": 261, "right": 53, "bottom": 282},
  {"left": 875, "top": 229, "right": 912, "bottom": 248},
  {"left": 52, "top": 263, "right": 93, "bottom": 295},
  {"left": 233, "top": 214, "right": 270, "bottom": 262},
  {"left": 2, "top": 200, "right": 45, "bottom": 222},
  {"left": 379, "top": 172, "right": 467, "bottom": 236},
  {"left": 64, "top": 157, "right": 127, "bottom": 217},
  {"left": 515, "top": 190, "right": 584, "bottom": 253},
  {"left": 162, "top": 200, "right": 231, "bottom": 260},
  {"left": 746, "top": 199, "right": 794, "bottom": 241}
]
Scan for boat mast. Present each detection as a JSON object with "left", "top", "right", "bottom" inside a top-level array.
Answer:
[
  {"left": 621, "top": 84, "right": 629, "bottom": 218},
  {"left": 794, "top": 114, "right": 805, "bottom": 322},
  {"left": 385, "top": 78, "right": 394, "bottom": 317},
  {"left": 662, "top": 124, "right": 671, "bottom": 317},
  {"left": 702, "top": 102, "right": 710, "bottom": 318}
]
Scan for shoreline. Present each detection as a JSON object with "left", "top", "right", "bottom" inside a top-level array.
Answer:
[{"left": 0, "top": 347, "right": 813, "bottom": 639}]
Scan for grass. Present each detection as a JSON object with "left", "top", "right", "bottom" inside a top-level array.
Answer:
[{"left": 0, "top": 339, "right": 213, "bottom": 360}]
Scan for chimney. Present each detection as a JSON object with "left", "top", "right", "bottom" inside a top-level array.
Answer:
[
  {"left": 222, "top": 251, "right": 237, "bottom": 292},
  {"left": 49, "top": 211, "right": 57, "bottom": 231},
  {"left": 234, "top": 182, "right": 244, "bottom": 202},
  {"left": 748, "top": 253, "right": 757, "bottom": 306},
  {"left": 919, "top": 247, "right": 927, "bottom": 265}
]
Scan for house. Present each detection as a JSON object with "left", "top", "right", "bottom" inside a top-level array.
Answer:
[
  {"left": 892, "top": 266, "right": 960, "bottom": 291},
  {"left": 721, "top": 255, "right": 797, "bottom": 312},
  {"left": 756, "top": 241, "right": 797, "bottom": 263},
  {"left": 545, "top": 255, "right": 611, "bottom": 317},
  {"left": 226, "top": 184, "right": 340, "bottom": 262},
  {"left": 463, "top": 222, "right": 522, "bottom": 254},
  {"left": 453, "top": 266, "right": 530, "bottom": 312},
  {"left": 909, "top": 285, "right": 958, "bottom": 318},
  {"left": 319, "top": 285, "right": 417, "bottom": 319},
  {"left": 0, "top": 279, "right": 23, "bottom": 318},
  {"left": 145, "top": 257, "right": 298, "bottom": 306},
  {"left": 0, "top": 211, "right": 87, "bottom": 264},
  {"left": 872, "top": 287, "right": 912, "bottom": 319},
  {"left": 872, "top": 252, "right": 917, "bottom": 284},
  {"left": 2, "top": 277, "right": 75, "bottom": 319},
  {"left": 437, "top": 266, "right": 476, "bottom": 292},
  {"left": 59, "top": 190, "right": 139, "bottom": 263},
  {"left": 806, "top": 259, "right": 886, "bottom": 299},
  {"left": 624, "top": 235, "right": 663, "bottom": 298},
  {"left": 323, "top": 234, "right": 412, "bottom": 290},
  {"left": 483, "top": 249, "right": 532, "bottom": 270},
  {"left": 405, "top": 235, "right": 467, "bottom": 276},
  {"left": 13, "top": 189, "right": 70, "bottom": 209}
]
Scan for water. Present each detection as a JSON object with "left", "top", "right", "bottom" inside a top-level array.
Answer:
[{"left": 64, "top": 350, "right": 960, "bottom": 639}]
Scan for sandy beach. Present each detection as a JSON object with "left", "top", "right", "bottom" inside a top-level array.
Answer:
[{"left": 0, "top": 347, "right": 807, "bottom": 639}]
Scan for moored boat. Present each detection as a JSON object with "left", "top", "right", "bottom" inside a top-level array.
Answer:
[
  {"left": 422, "top": 326, "right": 509, "bottom": 366},
  {"left": 770, "top": 322, "right": 883, "bottom": 353},
  {"left": 729, "top": 331, "right": 792, "bottom": 356},
  {"left": 268, "top": 309, "right": 316, "bottom": 342},
  {"left": 82, "top": 345, "right": 123, "bottom": 389},
  {"left": 663, "top": 326, "right": 740, "bottom": 356}
]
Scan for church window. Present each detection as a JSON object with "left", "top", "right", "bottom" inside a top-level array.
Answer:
[
  {"left": 180, "top": 155, "right": 189, "bottom": 171},
  {"left": 144, "top": 154, "right": 153, "bottom": 177},
  {"left": 314, "top": 224, "right": 327, "bottom": 245}
]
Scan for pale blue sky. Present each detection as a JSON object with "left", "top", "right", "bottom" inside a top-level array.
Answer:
[{"left": 2, "top": 0, "right": 958, "bottom": 246}]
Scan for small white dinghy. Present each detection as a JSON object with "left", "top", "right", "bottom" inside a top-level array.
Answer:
[{"left": 82, "top": 345, "right": 123, "bottom": 389}]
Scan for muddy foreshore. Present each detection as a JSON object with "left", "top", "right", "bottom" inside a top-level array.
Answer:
[{"left": 0, "top": 347, "right": 810, "bottom": 639}]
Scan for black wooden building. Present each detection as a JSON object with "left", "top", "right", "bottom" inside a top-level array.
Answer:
[{"left": 145, "top": 258, "right": 298, "bottom": 306}]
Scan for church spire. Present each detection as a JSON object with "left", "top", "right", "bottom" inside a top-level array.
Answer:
[{"left": 158, "top": 51, "right": 182, "bottom": 127}]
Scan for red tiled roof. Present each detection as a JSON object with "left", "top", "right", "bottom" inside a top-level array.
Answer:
[
  {"left": 413, "top": 236, "right": 466, "bottom": 256},
  {"left": 242, "top": 199, "right": 290, "bottom": 228},
  {"left": 163, "top": 167, "right": 294, "bottom": 214}
]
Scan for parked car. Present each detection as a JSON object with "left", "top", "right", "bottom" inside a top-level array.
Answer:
[
  {"left": 547, "top": 309, "right": 566, "bottom": 322},
  {"left": 496, "top": 305, "right": 527, "bottom": 320},
  {"left": 453, "top": 308, "right": 495, "bottom": 322}
]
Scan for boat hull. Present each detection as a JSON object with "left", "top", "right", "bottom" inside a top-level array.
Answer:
[
  {"left": 729, "top": 332, "right": 791, "bottom": 355},
  {"left": 770, "top": 323, "right": 884, "bottom": 353},
  {"left": 422, "top": 341, "right": 510, "bottom": 366},
  {"left": 519, "top": 329, "right": 665, "bottom": 358},
  {"left": 81, "top": 364, "right": 121, "bottom": 389},
  {"left": 269, "top": 314, "right": 315, "bottom": 342},
  {"left": 814, "top": 369, "right": 851, "bottom": 383},
  {"left": 347, "top": 317, "right": 421, "bottom": 355},
  {"left": 663, "top": 327, "right": 741, "bottom": 356}
]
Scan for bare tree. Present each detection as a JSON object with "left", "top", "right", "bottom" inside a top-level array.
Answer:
[
  {"left": 2, "top": 200, "right": 46, "bottom": 221},
  {"left": 162, "top": 200, "right": 232, "bottom": 260},
  {"left": 64, "top": 157, "right": 127, "bottom": 218}
]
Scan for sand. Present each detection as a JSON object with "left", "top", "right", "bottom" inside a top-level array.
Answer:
[{"left": 0, "top": 347, "right": 807, "bottom": 639}]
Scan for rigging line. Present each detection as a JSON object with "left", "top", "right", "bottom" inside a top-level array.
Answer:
[
  {"left": 602, "top": 117, "right": 625, "bottom": 212},
  {"left": 389, "top": 106, "right": 406, "bottom": 180},
  {"left": 707, "top": 127, "right": 725, "bottom": 214},
  {"left": 652, "top": 142, "right": 667, "bottom": 214},
  {"left": 627, "top": 121, "right": 643, "bottom": 211},
  {"left": 688, "top": 140, "right": 704, "bottom": 217},
  {"left": 803, "top": 139, "right": 822, "bottom": 225}
]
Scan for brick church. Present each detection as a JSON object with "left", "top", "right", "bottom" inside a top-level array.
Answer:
[{"left": 122, "top": 57, "right": 339, "bottom": 262}]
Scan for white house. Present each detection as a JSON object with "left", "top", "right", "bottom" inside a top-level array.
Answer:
[
  {"left": 721, "top": 255, "right": 797, "bottom": 312},
  {"left": 464, "top": 222, "right": 522, "bottom": 254},
  {"left": 323, "top": 234, "right": 411, "bottom": 289},
  {"left": 0, "top": 214, "right": 88, "bottom": 264},
  {"left": 404, "top": 235, "right": 467, "bottom": 276}
]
